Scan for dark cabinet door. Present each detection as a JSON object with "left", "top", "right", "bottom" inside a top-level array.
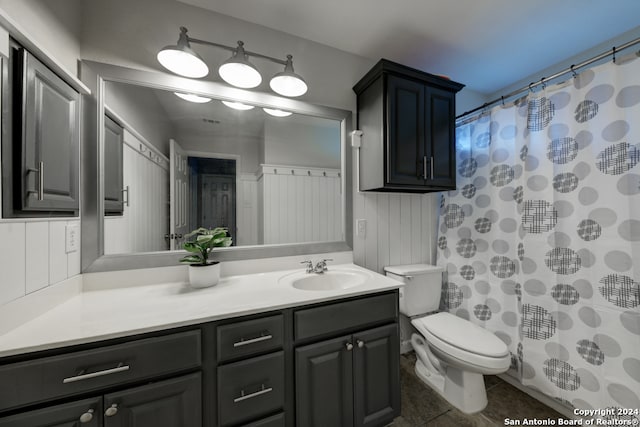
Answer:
[
  {"left": 0, "top": 397, "right": 103, "bottom": 427},
  {"left": 103, "top": 373, "right": 201, "bottom": 427},
  {"left": 104, "top": 115, "right": 124, "bottom": 215},
  {"left": 18, "top": 47, "right": 80, "bottom": 213},
  {"left": 352, "top": 324, "right": 400, "bottom": 427},
  {"left": 425, "top": 86, "right": 457, "bottom": 188},
  {"left": 295, "top": 335, "right": 354, "bottom": 427},
  {"left": 386, "top": 75, "right": 426, "bottom": 186}
]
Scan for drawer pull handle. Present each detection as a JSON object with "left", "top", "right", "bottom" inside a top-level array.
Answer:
[
  {"left": 63, "top": 362, "right": 130, "bottom": 383},
  {"left": 233, "top": 333, "right": 273, "bottom": 348},
  {"left": 234, "top": 384, "right": 273, "bottom": 403},
  {"left": 104, "top": 404, "right": 119, "bottom": 417},
  {"left": 79, "top": 409, "right": 94, "bottom": 423}
]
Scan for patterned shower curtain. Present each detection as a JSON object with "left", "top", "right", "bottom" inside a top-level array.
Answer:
[{"left": 437, "top": 53, "right": 640, "bottom": 415}]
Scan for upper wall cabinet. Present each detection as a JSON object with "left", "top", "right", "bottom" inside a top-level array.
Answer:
[
  {"left": 104, "top": 115, "right": 124, "bottom": 215},
  {"left": 1, "top": 42, "right": 80, "bottom": 217},
  {"left": 353, "top": 59, "right": 464, "bottom": 193}
]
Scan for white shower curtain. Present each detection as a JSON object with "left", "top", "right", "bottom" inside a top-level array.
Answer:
[{"left": 437, "top": 52, "right": 640, "bottom": 415}]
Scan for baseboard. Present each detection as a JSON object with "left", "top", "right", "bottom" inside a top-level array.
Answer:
[{"left": 497, "top": 373, "right": 577, "bottom": 420}]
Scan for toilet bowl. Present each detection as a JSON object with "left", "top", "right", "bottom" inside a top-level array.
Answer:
[
  {"left": 384, "top": 264, "right": 511, "bottom": 414},
  {"left": 411, "top": 312, "right": 510, "bottom": 414}
]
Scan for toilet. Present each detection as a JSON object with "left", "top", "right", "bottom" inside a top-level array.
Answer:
[{"left": 384, "top": 264, "right": 510, "bottom": 414}]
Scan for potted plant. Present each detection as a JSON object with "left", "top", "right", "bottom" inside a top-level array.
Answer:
[{"left": 180, "top": 227, "right": 232, "bottom": 288}]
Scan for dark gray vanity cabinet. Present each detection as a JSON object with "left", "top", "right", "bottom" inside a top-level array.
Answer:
[
  {"left": 353, "top": 59, "right": 464, "bottom": 193},
  {"left": 0, "top": 330, "right": 202, "bottom": 426},
  {"left": 104, "top": 115, "right": 124, "bottom": 215},
  {"left": 294, "top": 292, "right": 400, "bottom": 427},
  {"left": 0, "top": 290, "right": 400, "bottom": 427},
  {"left": 0, "top": 374, "right": 201, "bottom": 427},
  {"left": 1, "top": 43, "right": 80, "bottom": 217}
]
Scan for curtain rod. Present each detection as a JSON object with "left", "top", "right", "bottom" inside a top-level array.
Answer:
[{"left": 456, "top": 36, "right": 640, "bottom": 121}]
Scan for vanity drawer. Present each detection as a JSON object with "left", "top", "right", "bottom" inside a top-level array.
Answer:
[
  {"left": 294, "top": 291, "right": 398, "bottom": 341},
  {"left": 217, "top": 314, "right": 284, "bottom": 362},
  {"left": 0, "top": 330, "right": 201, "bottom": 412},
  {"left": 241, "top": 412, "right": 285, "bottom": 427},
  {"left": 217, "top": 351, "right": 285, "bottom": 427}
]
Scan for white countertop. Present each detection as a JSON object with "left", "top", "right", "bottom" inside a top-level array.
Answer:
[{"left": 0, "top": 263, "right": 402, "bottom": 358}]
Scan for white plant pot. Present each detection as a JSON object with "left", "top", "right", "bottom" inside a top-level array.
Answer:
[{"left": 188, "top": 262, "right": 220, "bottom": 288}]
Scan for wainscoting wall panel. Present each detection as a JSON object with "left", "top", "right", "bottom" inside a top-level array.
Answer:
[
  {"left": 353, "top": 190, "right": 439, "bottom": 275},
  {"left": 259, "top": 165, "right": 342, "bottom": 245}
]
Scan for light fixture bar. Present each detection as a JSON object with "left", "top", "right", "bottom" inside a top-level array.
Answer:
[{"left": 186, "top": 36, "right": 288, "bottom": 66}]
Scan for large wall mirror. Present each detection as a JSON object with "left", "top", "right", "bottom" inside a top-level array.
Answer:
[{"left": 81, "top": 61, "right": 353, "bottom": 272}]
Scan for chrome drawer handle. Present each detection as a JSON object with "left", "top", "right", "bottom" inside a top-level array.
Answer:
[
  {"left": 233, "top": 384, "right": 273, "bottom": 403},
  {"left": 63, "top": 362, "right": 130, "bottom": 383},
  {"left": 233, "top": 333, "right": 273, "bottom": 348},
  {"left": 27, "top": 161, "right": 45, "bottom": 201}
]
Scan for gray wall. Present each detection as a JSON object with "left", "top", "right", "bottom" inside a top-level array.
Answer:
[
  {"left": 105, "top": 82, "right": 175, "bottom": 155},
  {"left": 0, "top": 0, "right": 81, "bottom": 73},
  {"left": 263, "top": 116, "right": 340, "bottom": 169}
]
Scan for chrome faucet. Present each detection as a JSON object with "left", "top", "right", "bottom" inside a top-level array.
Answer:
[
  {"left": 300, "top": 260, "right": 314, "bottom": 273},
  {"left": 313, "top": 258, "right": 333, "bottom": 274}
]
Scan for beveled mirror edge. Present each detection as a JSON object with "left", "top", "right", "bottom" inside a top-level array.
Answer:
[{"left": 80, "top": 60, "right": 353, "bottom": 273}]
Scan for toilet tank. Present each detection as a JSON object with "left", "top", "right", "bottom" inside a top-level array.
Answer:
[{"left": 384, "top": 264, "right": 444, "bottom": 316}]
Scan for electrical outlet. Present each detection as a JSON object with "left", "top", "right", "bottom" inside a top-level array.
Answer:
[
  {"left": 356, "top": 219, "right": 367, "bottom": 238},
  {"left": 66, "top": 224, "right": 80, "bottom": 253}
]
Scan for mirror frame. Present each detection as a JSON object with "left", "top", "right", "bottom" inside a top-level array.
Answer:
[{"left": 80, "top": 60, "right": 353, "bottom": 272}]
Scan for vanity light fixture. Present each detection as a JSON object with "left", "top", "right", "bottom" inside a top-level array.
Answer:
[
  {"left": 263, "top": 107, "right": 293, "bottom": 117},
  {"left": 174, "top": 92, "right": 212, "bottom": 103},
  {"left": 222, "top": 100, "right": 255, "bottom": 111},
  {"left": 158, "top": 27, "right": 308, "bottom": 97}
]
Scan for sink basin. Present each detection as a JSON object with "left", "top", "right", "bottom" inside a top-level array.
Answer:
[{"left": 281, "top": 269, "right": 370, "bottom": 291}]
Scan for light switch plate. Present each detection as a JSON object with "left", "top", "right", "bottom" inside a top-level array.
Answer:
[
  {"left": 66, "top": 224, "right": 80, "bottom": 253},
  {"left": 356, "top": 219, "right": 366, "bottom": 238}
]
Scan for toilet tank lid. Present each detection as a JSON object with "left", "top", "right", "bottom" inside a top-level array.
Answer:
[{"left": 384, "top": 264, "right": 444, "bottom": 277}]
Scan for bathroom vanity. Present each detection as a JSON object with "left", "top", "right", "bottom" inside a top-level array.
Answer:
[{"left": 0, "top": 264, "right": 401, "bottom": 427}]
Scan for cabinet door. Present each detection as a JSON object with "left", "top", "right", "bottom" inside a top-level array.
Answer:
[
  {"left": 295, "top": 335, "right": 354, "bottom": 427},
  {"left": 19, "top": 47, "right": 80, "bottom": 213},
  {"left": 103, "top": 373, "right": 201, "bottom": 427},
  {"left": 353, "top": 324, "right": 400, "bottom": 427},
  {"left": 425, "top": 85, "right": 457, "bottom": 188},
  {"left": 386, "top": 75, "right": 426, "bottom": 186},
  {"left": 104, "top": 115, "right": 124, "bottom": 215},
  {"left": 0, "top": 397, "right": 102, "bottom": 427}
]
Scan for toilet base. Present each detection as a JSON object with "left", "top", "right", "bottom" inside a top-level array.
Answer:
[{"left": 414, "top": 359, "right": 489, "bottom": 414}]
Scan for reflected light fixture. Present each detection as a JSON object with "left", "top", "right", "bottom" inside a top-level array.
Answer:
[
  {"left": 222, "top": 100, "right": 255, "bottom": 111},
  {"left": 157, "top": 27, "right": 209, "bottom": 78},
  {"left": 174, "top": 92, "right": 212, "bottom": 103},
  {"left": 158, "top": 27, "right": 308, "bottom": 97},
  {"left": 263, "top": 107, "right": 293, "bottom": 117}
]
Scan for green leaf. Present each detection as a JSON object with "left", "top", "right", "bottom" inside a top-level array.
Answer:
[
  {"left": 179, "top": 255, "right": 203, "bottom": 264},
  {"left": 196, "top": 235, "right": 214, "bottom": 243},
  {"left": 183, "top": 242, "right": 201, "bottom": 253}
]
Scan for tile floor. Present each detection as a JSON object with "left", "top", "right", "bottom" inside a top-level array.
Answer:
[{"left": 394, "top": 352, "right": 565, "bottom": 426}]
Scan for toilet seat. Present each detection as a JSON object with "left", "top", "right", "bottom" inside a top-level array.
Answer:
[{"left": 412, "top": 312, "right": 510, "bottom": 372}]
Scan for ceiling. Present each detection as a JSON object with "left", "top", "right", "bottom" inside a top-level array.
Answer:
[{"left": 178, "top": 0, "right": 640, "bottom": 94}]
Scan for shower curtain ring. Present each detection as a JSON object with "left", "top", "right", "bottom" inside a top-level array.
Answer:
[
  {"left": 501, "top": 96, "right": 505, "bottom": 106},
  {"left": 528, "top": 83, "right": 534, "bottom": 93},
  {"left": 540, "top": 77, "right": 546, "bottom": 90},
  {"left": 570, "top": 65, "right": 577, "bottom": 79},
  {"left": 612, "top": 46, "right": 616, "bottom": 63}
]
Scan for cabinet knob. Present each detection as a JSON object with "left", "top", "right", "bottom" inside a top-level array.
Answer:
[
  {"left": 357, "top": 340, "right": 365, "bottom": 348},
  {"left": 79, "top": 409, "right": 94, "bottom": 423},
  {"left": 105, "top": 404, "right": 119, "bottom": 417},
  {"left": 345, "top": 342, "right": 354, "bottom": 351}
]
